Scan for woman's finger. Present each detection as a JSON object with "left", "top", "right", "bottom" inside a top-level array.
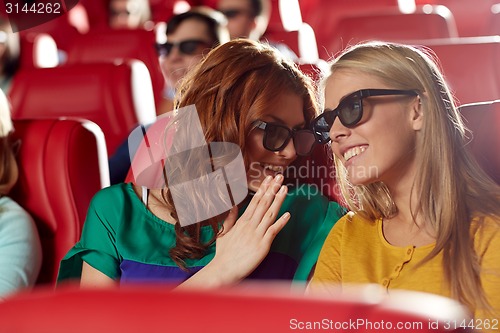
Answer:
[
  {"left": 249, "top": 175, "right": 284, "bottom": 226},
  {"left": 263, "top": 211, "right": 291, "bottom": 244},
  {"left": 257, "top": 184, "right": 288, "bottom": 233},
  {"left": 239, "top": 175, "right": 273, "bottom": 221}
]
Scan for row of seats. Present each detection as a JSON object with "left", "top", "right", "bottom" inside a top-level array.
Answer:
[
  {"left": 0, "top": 283, "right": 471, "bottom": 332},
  {"left": 297, "top": 0, "right": 499, "bottom": 59}
]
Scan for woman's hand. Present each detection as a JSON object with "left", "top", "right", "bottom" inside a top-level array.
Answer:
[{"left": 178, "top": 174, "right": 290, "bottom": 289}]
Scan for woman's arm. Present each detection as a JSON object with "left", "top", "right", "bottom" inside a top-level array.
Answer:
[{"left": 80, "top": 262, "right": 116, "bottom": 288}]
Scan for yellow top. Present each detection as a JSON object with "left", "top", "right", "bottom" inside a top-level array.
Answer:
[{"left": 310, "top": 212, "right": 500, "bottom": 326}]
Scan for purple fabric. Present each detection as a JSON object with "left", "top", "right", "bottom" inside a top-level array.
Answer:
[{"left": 119, "top": 252, "right": 297, "bottom": 285}]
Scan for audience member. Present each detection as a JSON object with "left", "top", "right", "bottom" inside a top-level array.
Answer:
[
  {"left": 309, "top": 41, "right": 500, "bottom": 323},
  {"left": 108, "top": 0, "right": 151, "bottom": 29},
  {"left": 157, "top": 7, "right": 229, "bottom": 115},
  {"left": 58, "top": 39, "right": 343, "bottom": 288},
  {"left": 217, "top": 0, "right": 298, "bottom": 60},
  {"left": 108, "top": 7, "right": 229, "bottom": 185},
  {"left": 0, "top": 17, "right": 19, "bottom": 94},
  {"left": 0, "top": 90, "right": 42, "bottom": 299}
]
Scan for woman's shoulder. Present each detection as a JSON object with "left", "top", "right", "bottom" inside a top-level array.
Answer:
[
  {"left": 90, "top": 182, "right": 137, "bottom": 206},
  {"left": 0, "top": 196, "right": 39, "bottom": 246},
  {"left": 0, "top": 196, "right": 35, "bottom": 227}
]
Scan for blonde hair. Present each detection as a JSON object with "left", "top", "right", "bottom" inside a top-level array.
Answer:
[
  {"left": 0, "top": 90, "right": 18, "bottom": 195},
  {"left": 325, "top": 41, "right": 500, "bottom": 313}
]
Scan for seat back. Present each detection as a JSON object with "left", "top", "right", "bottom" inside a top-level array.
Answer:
[
  {"left": 421, "top": 36, "right": 500, "bottom": 105},
  {"left": 16, "top": 3, "right": 88, "bottom": 53},
  {"left": 0, "top": 283, "right": 470, "bottom": 333},
  {"left": 489, "top": 4, "right": 500, "bottom": 35},
  {"left": 8, "top": 61, "right": 157, "bottom": 155},
  {"left": 19, "top": 33, "right": 59, "bottom": 69},
  {"left": 65, "top": 28, "right": 164, "bottom": 108},
  {"left": 458, "top": 100, "right": 500, "bottom": 184},
  {"left": 328, "top": 5, "right": 458, "bottom": 56},
  {"left": 301, "top": 0, "right": 400, "bottom": 60},
  {"left": 9, "top": 118, "right": 109, "bottom": 285},
  {"left": 436, "top": 0, "right": 498, "bottom": 36}
]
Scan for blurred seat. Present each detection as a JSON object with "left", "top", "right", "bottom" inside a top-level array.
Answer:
[
  {"left": 65, "top": 28, "right": 164, "bottom": 109},
  {"left": 0, "top": 283, "right": 470, "bottom": 332},
  {"left": 149, "top": 0, "right": 184, "bottom": 23},
  {"left": 80, "top": 0, "right": 108, "bottom": 30},
  {"left": 264, "top": 22, "right": 319, "bottom": 63},
  {"left": 328, "top": 5, "right": 458, "bottom": 57},
  {"left": 435, "top": 0, "right": 498, "bottom": 37},
  {"left": 18, "top": 3, "right": 89, "bottom": 56},
  {"left": 300, "top": 0, "right": 401, "bottom": 60},
  {"left": 296, "top": 62, "right": 325, "bottom": 83},
  {"left": 9, "top": 118, "right": 109, "bottom": 285},
  {"left": 489, "top": 3, "right": 500, "bottom": 35},
  {"left": 19, "top": 33, "right": 59, "bottom": 69},
  {"left": 7, "top": 60, "right": 157, "bottom": 155},
  {"left": 420, "top": 36, "right": 500, "bottom": 105},
  {"left": 459, "top": 100, "right": 500, "bottom": 184}
]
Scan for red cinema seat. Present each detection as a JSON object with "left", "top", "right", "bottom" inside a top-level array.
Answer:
[
  {"left": 489, "top": 3, "right": 500, "bottom": 35},
  {"left": 327, "top": 5, "right": 458, "bottom": 57},
  {"left": 9, "top": 118, "right": 110, "bottom": 285},
  {"left": 65, "top": 28, "right": 165, "bottom": 108},
  {"left": 19, "top": 33, "right": 59, "bottom": 69},
  {"left": 17, "top": 3, "right": 89, "bottom": 53},
  {"left": 8, "top": 60, "right": 157, "bottom": 155},
  {"left": 0, "top": 283, "right": 470, "bottom": 333},
  {"left": 436, "top": 0, "right": 498, "bottom": 37},
  {"left": 79, "top": 0, "right": 108, "bottom": 30},
  {"left": 420, "top": 36, "right": 500, "bottom": 105},
  {"left": 301, "top": 0, "right": 401, "bottom": 60},
  {"left": 459, "top": 100, "right": 500, "bottom": 184}
]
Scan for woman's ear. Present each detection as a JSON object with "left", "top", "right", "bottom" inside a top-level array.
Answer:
[{"left": 410, "top": 95, "right": 424, "bottom": 131}]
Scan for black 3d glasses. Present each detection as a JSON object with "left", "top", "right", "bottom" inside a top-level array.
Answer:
[
  {"left": 155, "top": 40, "right": 211, "bottom": 57},
  {"left": 253, "top": 120, "right": 316, "bottom": 156},
  {"left": 311, "top": 89, "right": 419, "bottom": 144}
]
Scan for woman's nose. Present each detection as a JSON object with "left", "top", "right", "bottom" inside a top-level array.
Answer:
[
  {"left": 329, "top": 117, "right": 351, "bottom": 143},
  {"left": 278, "top": 138, "right": 297, "bottom": 160}
]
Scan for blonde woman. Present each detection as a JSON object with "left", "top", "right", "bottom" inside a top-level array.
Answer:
[
  {"left": 0, "top": 90, "right": 41, "bottom": 299},
  {"left": 310, "top": 41, "right": 500, "bottom": 325}
]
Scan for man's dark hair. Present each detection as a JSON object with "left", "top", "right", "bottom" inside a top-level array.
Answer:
[
  {"left": 249, "top": 0, "right": 264, "bottom": 17},
  {"left": 166, "top": 8, "right": 227, "bottom": 47}
]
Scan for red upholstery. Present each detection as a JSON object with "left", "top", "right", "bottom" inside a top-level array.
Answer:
[
  {"left": 65, "top": 28, "right": 165, "bottom": 108},
  {"left": 297, "top": 62, "right": 326, "bottom": 83},
  {"left": 17, "top": 3, "right": 88, "bottom": 53},
  {"left": 9, "top": 118, "right": 109, "bottom": 285},
  {"left": 435, "top": 0, "right": 498, "bottom": 36},
  {"left": 8, "top": 61, "right": 157, "bottom": 155},
  {"left": 327, "top": 5, "right": 458, "bottom": 57},
  {"left": 301, "top": 0, "right": 400, "bottom": 60},
  {"left": 489, "top": 4, "right": 500, "bottom": 35},
  {"left": 459, "top": 100, "right": 500, "bottom": 184},
  {"left": 80, "top": 0, "right": 108, "bottom": 30},
  {"left": 0, "top": 283, "right": 470, "bottom": 332},
  {"left": 19, "top": 33, "right": 59, "bottom": 69},
  {"left": 420, "top": 36, "right": 500, "bottom": 105},
  {"left": 149, "top": 0, "right": 176, "bottom": 23}
]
